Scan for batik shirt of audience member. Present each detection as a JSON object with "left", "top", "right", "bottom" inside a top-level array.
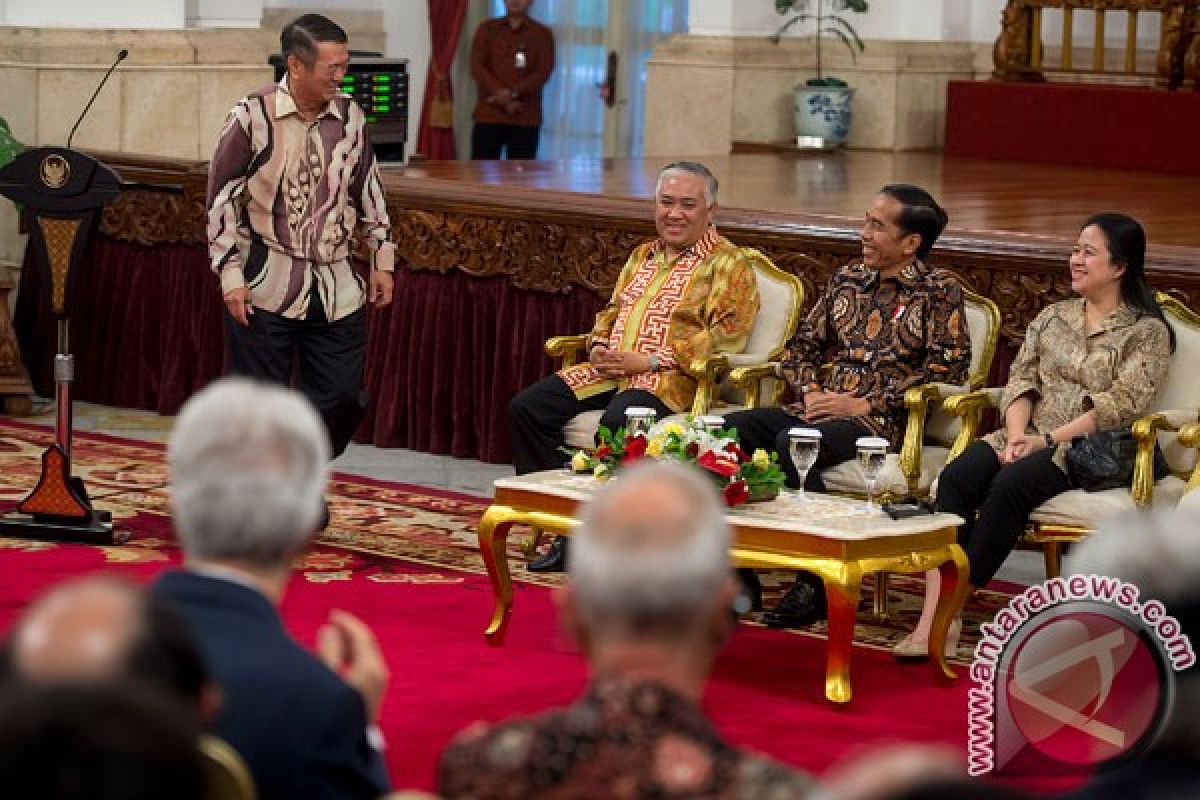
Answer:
[
  {"left": 983, "top": 297, "right": 1172, "bottom": 470},
  {"left": 206, "top": 76, "right": 396, "bottom": 322},
  {"left": 437, "top": 677, "right": 815, "bottom": 800},
  {"left": 557, "top": 226, "right": 761, "bottom": 414},
  {"left": 781, "top": 260, "right": 971, "bottom": 444}
]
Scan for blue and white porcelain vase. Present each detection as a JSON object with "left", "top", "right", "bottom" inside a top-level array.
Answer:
[{"left": 792, "top": 86, "right": 855, "bottom": 146}]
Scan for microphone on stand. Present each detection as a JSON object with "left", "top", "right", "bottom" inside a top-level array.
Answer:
[{"left": 66, "top": 49, "right": 128, "bottom": 150}]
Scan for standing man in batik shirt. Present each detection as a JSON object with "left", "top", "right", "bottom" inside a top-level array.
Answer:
[
  {"left": 469, "top": 0, "right": 555, "bottom": 159},
  {"left": 725, "top": 184, "right": 971, "bottom": 628},
  {"left": 207, "top": 13, "right": 396, "bottom": 460},
  {"left": 509, "top": 161, "right": 762, "bottom": 571}
]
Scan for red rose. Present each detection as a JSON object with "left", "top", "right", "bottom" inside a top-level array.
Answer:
[
  {"left": 685, "top": 442, "right": 700, "bottom": 459},
  {"left": 622, "top": 434, "right": 648, "bottom": 464},
  {"left": 723, "top": 441, "right": 749, "bottom": 463},
  {"left": 697, "top": 449, "right": 739, "bottom": 478},
  {"left": 595, "top": 445, "right": 613, "bottom": 460},
  {"left": 724, "top": 479, "right": 749, "bottom": 506}
]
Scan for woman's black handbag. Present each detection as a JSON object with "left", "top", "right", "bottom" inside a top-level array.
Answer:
[{"left": 1064, "top": 429, "right": 1170, "bottom": 492}]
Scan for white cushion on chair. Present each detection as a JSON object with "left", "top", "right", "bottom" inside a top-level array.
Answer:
[
  {"left": 1028, "top": 476, "right": 1190, "bottom": 528},
  {"left": 564, "top": 411, "right": 605, "bottom": 451},
  {"left": 1179, "top": 488, "right": 1200, "bottom": 514},
  {"left": 821, "top": 447, "right": 951, "bottom": 497}
]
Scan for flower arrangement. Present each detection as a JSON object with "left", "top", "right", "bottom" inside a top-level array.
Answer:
[{"left": 567, "top": 417, "right": 786, "bottom": 507}]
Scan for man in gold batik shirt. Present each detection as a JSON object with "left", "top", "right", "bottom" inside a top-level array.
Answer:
[{"left": 509, "top": 161, "right": 763, "bottom": 571}]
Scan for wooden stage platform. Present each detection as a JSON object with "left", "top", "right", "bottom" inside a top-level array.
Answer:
[{"left": 396, "top": 152, "right": 1200, "bottom": 249}]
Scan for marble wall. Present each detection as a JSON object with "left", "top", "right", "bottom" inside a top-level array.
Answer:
[{"left": 644, "top": 35, "right": 986, "bottom": 156}]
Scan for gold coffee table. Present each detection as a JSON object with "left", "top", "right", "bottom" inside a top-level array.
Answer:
[{"left": 478, "top": 471, "right": 968, "bottom": 704}]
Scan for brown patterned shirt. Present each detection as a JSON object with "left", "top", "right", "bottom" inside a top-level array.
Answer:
[
  {"left": 985, "top": 298, "right": 1172, "bottom": 468},
  {"left": 437, "top": 678, "right": 815, "bottom": 800},
  {"left": 207, "top": 76, "right": 396, "bottom": 321},
  {"left": 781, "top": 261, "right": 971, "bottom": 444}
]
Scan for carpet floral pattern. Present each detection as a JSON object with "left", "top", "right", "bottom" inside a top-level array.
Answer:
[{"left": 0, "top": 419, "right": 1015, "bottom": 662}]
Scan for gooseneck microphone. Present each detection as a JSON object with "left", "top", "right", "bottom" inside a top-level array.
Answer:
[{"left": 66, "top": 49, "right": 128, "bottom": 150}]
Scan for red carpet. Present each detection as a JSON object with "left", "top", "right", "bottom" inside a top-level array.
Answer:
[{"left": 0, "top": 420, "right": 1073, "bottom": 793}]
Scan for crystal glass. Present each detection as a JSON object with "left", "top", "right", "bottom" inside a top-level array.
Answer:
[
  {"left": 698, "top": 415, "right": 725, "bottom": 433},
  {"left": 787, "top": 427, "right": 823, "bottom": 503},
  {"left": 624, "top": 406, "right": 657, "bottom": 437},
  {"left": 855, "top": 436, "right": 889, "bottom": 514}
]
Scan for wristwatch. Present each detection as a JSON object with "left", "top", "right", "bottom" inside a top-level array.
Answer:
[
  {"left": 1043, "top": 432, "right": 1055, "bottom": 448},
  {"left": 648, "top": 354, "right": 661, "bottom": 372}
]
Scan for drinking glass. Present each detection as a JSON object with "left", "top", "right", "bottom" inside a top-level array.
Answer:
[
  {"left": 699, "top": 415, "right": 725, "bottom": 433},
  {"left": 855, "top": 436, "right": 889, "bottom": 514},
  {"left": 624, "top": 406, "right": 657, "bottom": 437},
  {"left": 787, "top": 427, "right": 823, "bottom": 503}
]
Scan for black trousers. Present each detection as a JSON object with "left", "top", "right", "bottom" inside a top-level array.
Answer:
[
  {"left": 471, "top": 122, "right": 541, "bottom": 160},
  {"left": 224, "top": 306, "right": 368, "bottom": 460},
  {"left": 723, "top": 407, "right": 871, "bottom": 490},
  {"left": 936, "top": 439, "right": 1071, "bottom": 587},
  {"left": 509, "top": 375, "right": 672, "bottom": 475}
]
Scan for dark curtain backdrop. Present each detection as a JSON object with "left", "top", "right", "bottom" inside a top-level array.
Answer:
[
  {"left": 361, "top": 267, "right": 603, "bottom": 462},
  {"left": 14, "top": 236, "right": 224, "bottom": 415},
  {"left": 416, "top": 0, "right": 470, "bottom": 160},
  {"left": 13, "top": 236, "right": 605, "bottom": 464}
]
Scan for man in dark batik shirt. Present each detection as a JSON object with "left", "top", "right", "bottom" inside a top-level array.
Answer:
[
  {"left": 437, "top": 462, "right": 815, "bottom": 800},
  {"left": 725, "top": 184, "right": 971, "bottom": 629}
]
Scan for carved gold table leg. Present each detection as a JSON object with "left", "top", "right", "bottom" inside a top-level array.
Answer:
[
  {"left": 813, "top": 561, "right": 864, "bottom": 704},
  {"left": 480, "top": 505, "right": 520, "bottom": 645},
  {"left": 929, "top": 543, "right": 971, "bottom": 680}
]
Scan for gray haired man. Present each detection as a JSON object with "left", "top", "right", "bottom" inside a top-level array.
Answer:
[
  {"left": 153, "top": 378, "right": 390, "bottom": 800},
  {"left": 438, "top": 461, "right": 814, "bottom": 798}
]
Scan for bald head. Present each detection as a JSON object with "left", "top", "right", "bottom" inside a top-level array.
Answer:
[
  {"left": 568, "top": 461, "right": 732, "bottom": 641},
  {"left": 11, "top": 578, "right": 142, "bottom": 683}
]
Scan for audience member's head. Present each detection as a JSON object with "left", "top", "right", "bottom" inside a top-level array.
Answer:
[
  {"left": 1, "top": 575, "right": 214, "bottom": 720},
  {"left": 564, "top": 461, "right": 736, "bottom": 670},
  {"left": 169, "top": 377, "right": 329, "bottom": 576},
  {"left": 656, "top": 160, "right": 718, "bottom": 207},
  {"left": 654, "top": 161, "right": 719, "bottom": 256},
  {"left": 877, "top": 184, "right": 948, "bottom": 260},
  {"left": 1069, "top": 508, "right": 1200, "bottom": 758},
  {"left": 0, "top": 681, "right": 205, "bottom": 800},
  {"left": 280, "top": 13, "right": 348, "bottom": 68}
]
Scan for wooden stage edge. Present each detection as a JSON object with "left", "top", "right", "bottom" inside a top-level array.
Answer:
[{"left": 93, "top": 149, "right": 1200, "bottom": 345}]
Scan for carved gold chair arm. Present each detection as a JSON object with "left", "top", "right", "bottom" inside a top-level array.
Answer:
[
  {"left": 544, "top": 334, "right": 589, "bottom": 369},
  {"left": 897, "top": 383, "right": 962, "bottom": 495},
  {"left": 1179, "top": 421, "right": 1200, "bottom": 493},
  {"left": 728, "top": 362, "right": 782, "bottom": 410},
  {"left": 688, "top": 353, "right": 732, "bottom": 416},
  {"left": 1131, "top": 409, "right": 1200, "bottom": 506},
  {"left": 942, "top": 387, "right": 1003, "bottom": 463}
]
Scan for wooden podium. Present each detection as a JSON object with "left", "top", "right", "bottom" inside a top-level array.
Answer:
[{"left": 0, "top": 147, "right": 125, "bottom": 543}]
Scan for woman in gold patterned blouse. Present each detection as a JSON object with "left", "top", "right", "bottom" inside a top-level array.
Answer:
[{"left": 895, "top": 213, "right": 1174, "bottom": 659}]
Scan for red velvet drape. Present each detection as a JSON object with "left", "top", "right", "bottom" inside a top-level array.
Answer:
[{"left": 415, "top": 0, "right": 469, "bottom": 160}]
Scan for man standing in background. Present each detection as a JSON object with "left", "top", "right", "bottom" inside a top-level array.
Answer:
[{"left": 469, "top": 0, "right": 555, "bottom": 159}]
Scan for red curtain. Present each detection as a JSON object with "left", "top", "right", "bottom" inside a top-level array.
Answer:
[{"left": 416, "top": 0, "right": 470, "bottom": 161}]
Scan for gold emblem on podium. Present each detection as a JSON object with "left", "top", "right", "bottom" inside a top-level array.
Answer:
[{"left": 40, "top": 154, "right": 70, "bottom": 189}]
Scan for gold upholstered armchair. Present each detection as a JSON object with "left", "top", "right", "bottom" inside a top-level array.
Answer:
[
  {"left": 549, "top": 255, "right": 806, "bottom": 451},
  {"left": 1177, "top": 422, "right": 1200, "bottom": 512},
  {"left": 942, "top": 293, "right": 1200, "bottom": 579},
  {"left": 728, "top": 286, "right": 1002, "bottom": 502}
]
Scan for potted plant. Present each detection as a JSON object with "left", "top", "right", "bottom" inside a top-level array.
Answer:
[{"left": 771, "top": 0, "right": 869, "bottom": 146}]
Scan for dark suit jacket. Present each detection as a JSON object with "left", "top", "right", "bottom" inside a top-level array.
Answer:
[{"left": 153, "top": 570, "right": 388, "bottom": 800}]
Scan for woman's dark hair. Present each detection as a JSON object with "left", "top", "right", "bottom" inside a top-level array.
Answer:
[
  {"left": 879, "top": 184, "right": 949, "bottom": 260},
  {"left": 281, "top": 14, "right": 348, "bottom": 67},
  {"left": 1084, "top": 212, "right": 1175, "bottom": 352}
]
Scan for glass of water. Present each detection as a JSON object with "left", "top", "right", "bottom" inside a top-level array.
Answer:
[
  {"left": 856, "top": 436, "right": 888, "bottom": 514},
  {"left": 698, "top": 415, "right": 725, "bottom": 434},
  {"left": 624, "top": 406, "right": 657, "bottom": 437},
  {"left": 787, "top": 427, "right": 823, "bottom": 503}
]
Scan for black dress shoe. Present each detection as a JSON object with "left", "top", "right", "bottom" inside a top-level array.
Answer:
[
  {"left": 528, "top": 535, "right": 568, "bottom": 572},
  {"left": 763, "top": 572, "right": 827, "bottom": 629}
]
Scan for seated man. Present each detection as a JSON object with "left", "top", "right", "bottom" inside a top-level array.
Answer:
[
  {"left": 437, "top": 461, "right": 815, "bottom": 798},
  {"left": 1, "top": 575, "right": 216, "bottom": 724},
  {"left": 153, "top": 377, "right": 391, "bottom": 800},
  {"left": 726, "top": 184, "right": 971, "bottom": 629},
  {"left": 510, "top": 160, "right": 763, "bottom": 571}
]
